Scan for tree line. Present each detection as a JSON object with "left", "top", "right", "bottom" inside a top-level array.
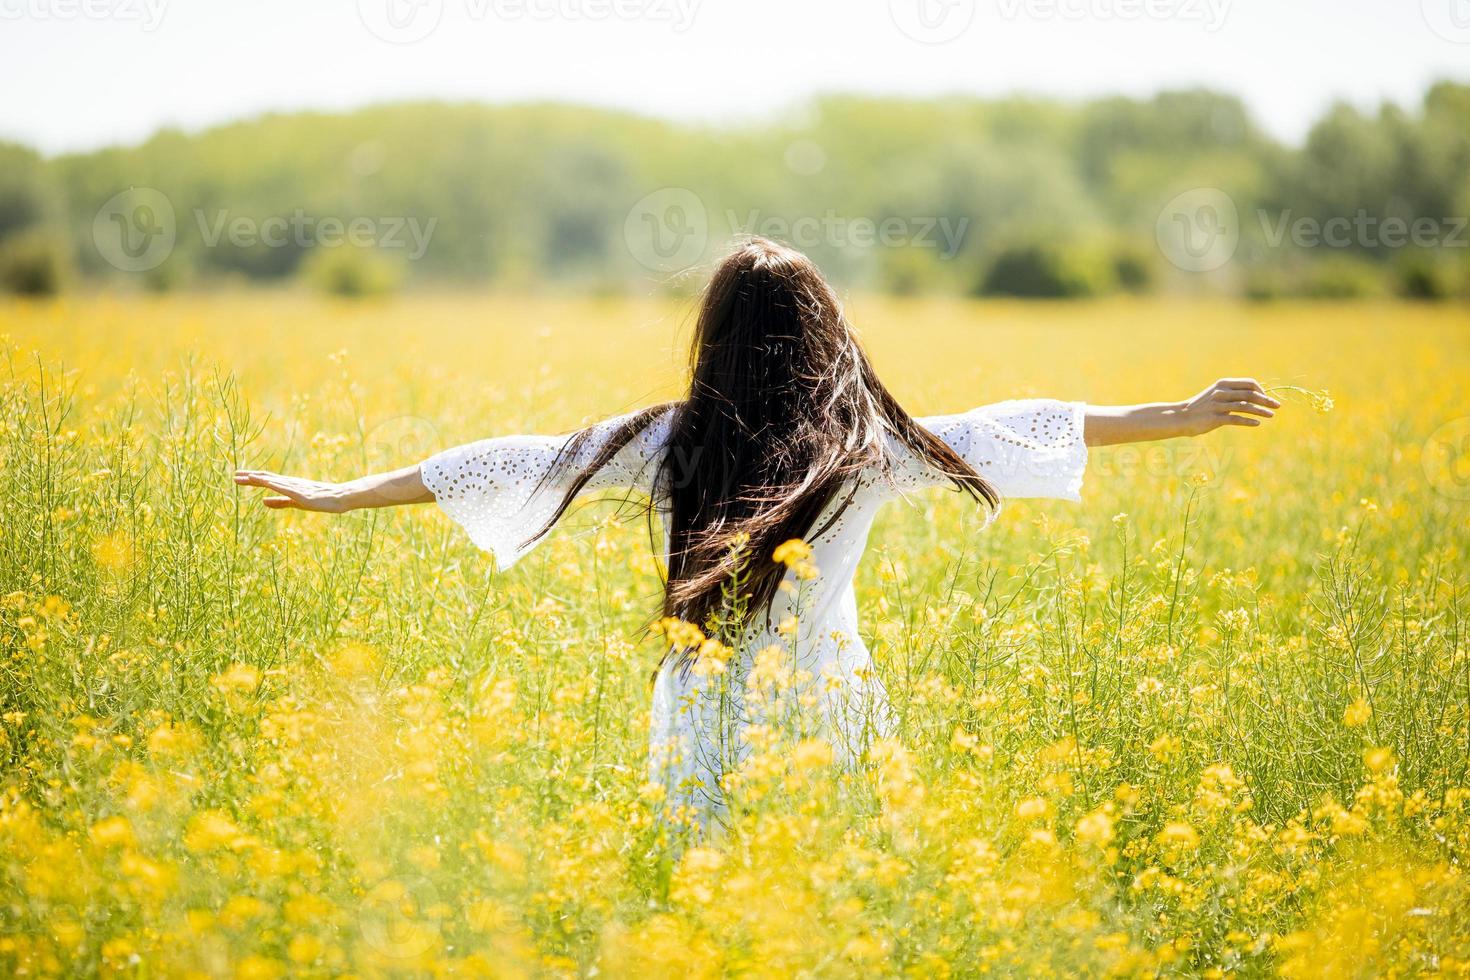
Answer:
[{"left": 1, "top": 83, "right": 1467, "bottom": 299}]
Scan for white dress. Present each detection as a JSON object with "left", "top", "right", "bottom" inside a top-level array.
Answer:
[{"left": 421, "top": 400, "right": 1088, "bottom": 824}]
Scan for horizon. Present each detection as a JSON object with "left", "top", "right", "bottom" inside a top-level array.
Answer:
[
  {"left": 7, "top": 79, "right": 1465, "bottom": 160},
  {"left": 3, "top": 0, "right": 1466, "bottom": 155}
]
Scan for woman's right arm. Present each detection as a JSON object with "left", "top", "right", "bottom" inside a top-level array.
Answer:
[
  {"left": 233, "top": 464, "right": 433, "bottom": 512},
  {"left": 235, "top": 407, "right": 672, "bottom": 569}
]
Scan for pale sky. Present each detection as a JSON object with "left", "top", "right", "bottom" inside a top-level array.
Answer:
[{"left": 2, "top": 0, "right": 1466, "bottom": 155}]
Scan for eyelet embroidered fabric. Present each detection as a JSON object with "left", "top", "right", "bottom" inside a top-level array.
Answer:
[{"left": 421, "top": 399, "right": 1087, "bottom": 826}]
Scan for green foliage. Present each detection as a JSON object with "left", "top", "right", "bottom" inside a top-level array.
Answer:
[
  {"left": 1395, "top": 253, "right": 1455, "bottom": 301},
  {"left": 1112, "top": 246, "right": 1154, "bottom": 294},
  {"left": 1244, "top": 256, "right": 1390, "bottom": 302},
  {"left": 1300, "top": 256, "right": 1389, "bottom": 299},
  {"left": 0, "top": 230, "right": 69, "bottom": 296},
  {"left": 300, "top": 245, "right": 404, "bottom": 299},
  {"left": 7, "top": 83, "right": 1466, "bottom": 299},
  {"left": 977, "top": 242, "right": 1119, "bottom": 299},
  {"left": 0, "top": 142, "right": 56, "bottom": 239}
]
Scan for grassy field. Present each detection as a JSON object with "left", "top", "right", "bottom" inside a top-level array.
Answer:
[{"left": 1, "top": 293, "right": 1468, "bottom": 977}]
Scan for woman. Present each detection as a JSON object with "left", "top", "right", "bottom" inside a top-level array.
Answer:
[{"left": 234, "top": 237, "right": 1279, "bottom": 824}]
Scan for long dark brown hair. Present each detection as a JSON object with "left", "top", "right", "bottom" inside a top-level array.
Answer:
[{"left": 530, "top": 237, "right": 998, "bottom": 642}]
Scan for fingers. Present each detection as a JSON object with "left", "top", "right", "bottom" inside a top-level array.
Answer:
[
  {"left": 234, "top": 470, "right": 281, "bottom": 489},
  {"left": 1220, "top": 400, "right": 1275, "bottom": 419},
  {"left": 235, "top": 470, "right": 303, "bottom": 509},
  {"left": 1210, "top": 384, "right": 1281, "bottom": 410},
  {"left": 1237, "top": 389, "right": 1281, "bottom": 409},
  {"left": 1191, "top": 378, "right": 1281, "bottom": 436}
]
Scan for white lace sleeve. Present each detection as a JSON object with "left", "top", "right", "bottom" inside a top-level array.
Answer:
[
  {"left": 421, "top": 409, "right": 671, "bottom": 570},
  {"left": 887, "top": 399, "right": 1088, "bottom": 501}
]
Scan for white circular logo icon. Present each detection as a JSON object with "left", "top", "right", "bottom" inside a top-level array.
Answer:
[
  {"left": 889, "top": 0, "right": 975, "bottom": 43},
  {"left": 357, "top": 0, "right": 444, "bottom": 44},
  {"left": 358, "top": 876, "right": 441, "bottom": 960},
  {"left": 1422, "top": 0, "right": 1470, "bottom": 42},
  {"left": 1424, "top": 417, "right": 1470, "bottom": 501},
  {"left": 93, "top": 187, "right": 176, "bottom": 273},
  {"left": 1155, "top": 187, "right": 1239, "bottom": 273},
  {"left": 624, "top": 187, "right": 708, "bottom": 274}
]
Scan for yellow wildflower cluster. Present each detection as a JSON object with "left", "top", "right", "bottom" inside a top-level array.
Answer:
[{"left": 0, "top": 295, "right": 1465, "bottom": 975}]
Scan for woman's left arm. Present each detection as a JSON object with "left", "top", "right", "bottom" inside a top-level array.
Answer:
[{"left": 1083, "top": 378, "right": 1281, "bottom": 447}]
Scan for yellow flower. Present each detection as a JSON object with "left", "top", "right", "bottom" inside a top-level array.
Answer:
[
  {"left": 791, "top": 737, "right": 834, "bottom": 771},
  {"left": 653, "top": 617, "right": 705, "bottom": 651},
  {"left": 330, "top": 641, "right": 380, "bottom": 677},
  {"left": 184, "top": 810, "right": 255, "bottom": 854},
  {"left": 692, "top": 637, "right": 733, "bottom": 677},
  {"left": 119, "top": 851, "right": 175, "bottom": 898},
  {"left": 1342, "top": 698, "right": 1372, "bottom": 728},
  {"left": 146, "top": 720, "right": 199, "bottom": 759},
  {"left": 680, "top": 846, "right": 725, "bottom": 876},
  {"left": 1149, "top": 733, "right": 1181, "bottom": 763},
  {"left": 1266, "top": 383, "right": 1333, "bottom": 414},
  {"left": 236, "top": 954, "right": 285, "bottom": 980},
  {"left": 1157, "top": 821, "right": 1200, "bottom": 850},
  {"left": 91, "top": 530, "right": 135, "bottom": 573},
  {"left": 1015, "top": 797, "right": 1049, "bottom": 821},
  {"left": 1135, "top": 676, "right": 1165, "bottom": 696},
  {"left": 1076, "top": 808, "right": 1116, "bottom": 848},
  {"left": 1114, "top": 783, "right": 1142, "bottom": 809},
  {"left": 1363, "top": 747, "right": 1395, "bottom": 773},
  {"left": 950, "top": 726, "right": 979, "bottom": 753},
  {"left": 772, "top": 538, "right": 813, "bottom": 566},
  {"left": 211, "top": 662, "right": 263, "bottom": 698},
  {"left": 101, "top": 938, "right": 137, "bottom": 968},
  {"left": 287, "top": 934, "right": 323, "bottom": 966},
  {"left": 872, "top": 739, "right": 924, "bottom": 814},
  {"left": 90, "top": 815, "right": 135, "bottom": 848}
]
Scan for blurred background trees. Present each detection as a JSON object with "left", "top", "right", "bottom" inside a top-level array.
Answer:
[{"left": 1, "top": 82, "right": 1467, "bottom": 299}]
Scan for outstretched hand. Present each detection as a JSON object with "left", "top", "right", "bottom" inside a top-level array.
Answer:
[
  {"left": 233, "top": 471, "right": 349, "bottom": 512},
  {"left": 1082, "top": 378, "right": 1285, "bottom": 447},
  {"left": 1174, "top": 378, "right": 1281, "bottom": 437}
]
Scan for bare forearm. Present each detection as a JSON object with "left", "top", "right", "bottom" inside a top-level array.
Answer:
[
  {"left": 235, "top": 463, "right": 433, "bottom": 512},
  {"left": 1083, "top": 379, "right": 1281, "bottom": 447},
  {"left": 335, "top": 464, "right": 434, "bottom": 511},
  {"left": 1084, "top": 402, "right": 1191, "bottom": 446}
]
